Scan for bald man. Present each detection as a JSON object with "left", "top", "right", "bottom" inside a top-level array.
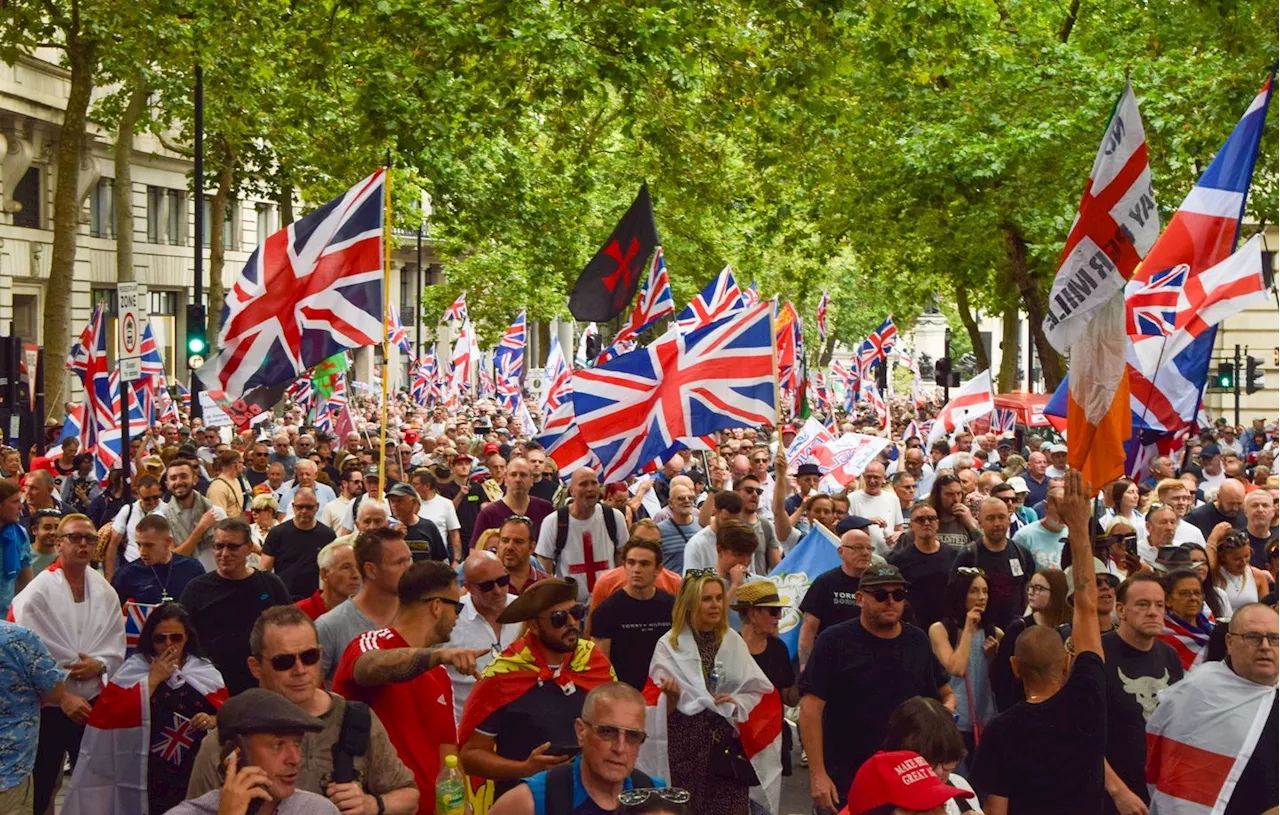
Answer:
[
  {"left": 443, "top": 551, "right": 523, "bottom": 723},
  {"left": 535, "top": 468, "right": 629, "bottom": 602},
  {"left": 954, "top": 496, "right": 1036, "bottom": 626},
  {"left": 1185, "top": 478, "right": 1247, "bottom": 540}
]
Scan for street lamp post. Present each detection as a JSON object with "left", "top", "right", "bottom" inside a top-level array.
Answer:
[{"left": 190, "top": 64, "right": 204, "bottom": 422}]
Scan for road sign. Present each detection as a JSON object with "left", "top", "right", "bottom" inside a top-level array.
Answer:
[{"left": 117, "top": 282, "right": 147, "bottom": 382}]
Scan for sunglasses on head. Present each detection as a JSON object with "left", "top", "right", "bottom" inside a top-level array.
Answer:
[
  {"left": 265, "top": 647, "right": 321, "bottom": 671},
  {"left": 545, "top": 604, "right": 587, "bottom": 628},
  {"left": 472, "top": 574, "right": 511, "bottom": 593},
  {"left": 863, "top": 588, "right": 907, "bottom": 603}
]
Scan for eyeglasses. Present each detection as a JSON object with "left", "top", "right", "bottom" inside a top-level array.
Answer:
[
  {"left": 152, "top": 632, "right": 186, "bottom": 645},
  {"left": 581, "top": 719, "right": 648, "bottom": 747},
  {"left": 471, "top": 574, "right": 511, "bottom": 593},
  {"left": 265, "top": 647, "right": 321, "bottom": 671},
  {"left": 863, "top": 588, "right": 907, "bottom": 603},
  {"left": 545, "top": 604, "right": 587, "bottom": 628},
  {"left": 293, "top": 503, "right": 318, "bottom": 510},
  {"left": 1229, "top": 632, "right": 1279, "bottom": 648},
  {"left": 840, "top": 544, "right": 873, "bottom": 553},
  {"left": 740, "top": 487, "right": 764, "bottom": 496},
  {"left": 426, "top": 596, "right": 465, "bottom": 614},
  {"left": 957, "top": 567, "right": 985, "bottom": 576},
  {"left": 911, "top": 514, "right": 939, "bottom": 523},
  {"left": 1027, "top": 584, "right": 1051, "bottom": 595},
  {"left": 212, "top": 542, "right": 246, "bottom": 552}
]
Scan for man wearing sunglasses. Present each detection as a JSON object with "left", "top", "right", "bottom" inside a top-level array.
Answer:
[
  {"left": 104, "top": 473, "right": 167, "bottom": 581},
  {"left": 187, "top": 605, "right": 420, "bottom": 814},
  {"left": 442, "top": 551, "right": 524, "bottom": 724},
  {"left": 334, "top": 560, "right": 489, "bottom": 808},
  {"left": 800, "top": 564, "right": 954, "bottom": 814},
  {"left": 488, "top": 682, "right": 666, "bottom": 815},
  {"left": 459, "top": 578, "right": 617, "bottom": 802}
]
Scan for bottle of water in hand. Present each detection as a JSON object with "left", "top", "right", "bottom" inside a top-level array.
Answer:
[{"left": 436, "top": 754, "right": 467, "bottom": 815}]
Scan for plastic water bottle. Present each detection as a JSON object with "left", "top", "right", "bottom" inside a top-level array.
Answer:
[{"left": 436, "top": 754, "right": 466, "bottom": 815}]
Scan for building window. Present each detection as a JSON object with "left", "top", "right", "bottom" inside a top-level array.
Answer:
[
  {"left": 255, "top": 202, "right": 274, "bottom": 246},
  {"left": 203, "top": 197, "right": 237, "bottom": 249},
  {"left": 166, "top": 190, "right": 184, "bottom": 246},
  {"left": 150, "top": 290, "right": 178, "bottom": 315},
  {"left": 89, "top": 178, "right": 115, "bottom": 238},
  {"left": 91, "top": 287, "right": 118, "bottom": 315},
  {"left": 224, "top": 199, "right": 237, "bottom": 249},
  {"left": 147, "top": 186, "right": 164, "bottom": 243},
  {"left": 13, "top": 166, "right": 41, "bottom": 229}
]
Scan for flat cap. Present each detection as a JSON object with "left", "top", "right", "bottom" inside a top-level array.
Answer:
[
  {"left": 796, "top": 462, "right": 823, "bottom": 478},
  {"left": 496, "top": 577, "right": 578, "bottom": 624},
  {"left": 217, "top": 688, "right": 325, "bottom": 740}
]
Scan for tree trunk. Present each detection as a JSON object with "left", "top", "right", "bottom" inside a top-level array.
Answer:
[
  {"left": 42, "top": 33, "right": 97, "bottom": 419},
  {"left": 997, "top": 306, "right": 1019, "bottom": 392},
  {"left": 953, "top": 282, "right": 990, "bottom": 372},
  {"left": 206, "top": 141, "right": 235, "bottom": 339},
  {"left": 113, "top": 75, "right": 147, "bottom": 283},
  {"left": 277, "top": 179, "right": 293, "bottom": 225},
  {"left": 819, "top": 332, "right": 837, "bottom": 367},
  {"left": 1001, "top": 223, "right": 1065, "bottom": 389}
]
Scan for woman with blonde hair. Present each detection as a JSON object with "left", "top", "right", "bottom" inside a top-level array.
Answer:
[
  {"left": 247, "top": 493, "right": 277, "bottom": 567},
  {"left": 638, "top": 572, "right": 782, "bottom": 814}
]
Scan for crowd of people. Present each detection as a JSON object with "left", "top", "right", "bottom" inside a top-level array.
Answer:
[{"left": 0, "top": 388, "right": 1276, "bottom": 815}]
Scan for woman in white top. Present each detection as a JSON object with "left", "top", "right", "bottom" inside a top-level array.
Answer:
[
  {"left": 1102, "top": 479, "right": 1149, "bottom": 561},
  {"left": 1208, "top": 527, "right": 1271, "bottom": 617},
  {"left": 882, "top": 696, "right": 983, "bottom": 814}
]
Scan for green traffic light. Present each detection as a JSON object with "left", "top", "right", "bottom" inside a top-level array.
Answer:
[{"left": 188, "top": 336, "right": 207, "bottom": 355}]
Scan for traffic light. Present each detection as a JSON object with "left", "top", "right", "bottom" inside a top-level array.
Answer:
[
  {"left": 1246, "top": 355, "right": 1266, "bottom": 394},
  {"left": 186, "top": 304, "right": 207, "bottom": 365},
  {"left": 1216, "top": 361, "right": 1235, "bottom": 391},
  {"left": 934, "top": 357, "right": 951, "bottom": 383}
]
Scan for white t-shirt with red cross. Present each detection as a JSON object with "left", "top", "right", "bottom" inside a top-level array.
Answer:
[{"left": 534, "top": 504, "right": 629, "bottom": 602}]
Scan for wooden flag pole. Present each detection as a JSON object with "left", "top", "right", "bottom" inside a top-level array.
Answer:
[
  {"left": 769, "top": 300, "right": 781, "bottom": 423},
  {"left": 379, "top": 160, "right": 392, "bottom": 501}
]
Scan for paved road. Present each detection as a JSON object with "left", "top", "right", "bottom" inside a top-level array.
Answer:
[{"left": 779, "top": 734, "right": 814, "bottom": 815}]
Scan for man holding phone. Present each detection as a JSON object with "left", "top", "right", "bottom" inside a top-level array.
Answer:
[{"left": 166, "top": 687, "right": 338, "bottom": 814}]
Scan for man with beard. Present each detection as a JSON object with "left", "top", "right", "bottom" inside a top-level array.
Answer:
[
  {"left": 470, "top": 457, "right": 554, "bottom": 555},
  {"left": 536, "top": 469, "right": 628, "bottom": 603},
  {"left": 457, "top": 579, "right": 616, "bottom": 801},
  {"left": 333, "top": 561, "right": 488, "bottom": 807},
  {"left": 165, "top": 459, "right": 227, "bottom": 572}
]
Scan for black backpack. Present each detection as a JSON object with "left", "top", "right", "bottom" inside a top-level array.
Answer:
[
  {"left": 552, "top": 505, "right": 619, "bottom": 570},
  {"left": 544, "top": 763, "right": 652, "bottom": 813}
]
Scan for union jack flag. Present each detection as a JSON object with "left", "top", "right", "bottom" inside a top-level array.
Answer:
[
  {"left": 816, "top": 291, "right": 831, "bottom": 345},
  {"left": 675, "top": 265, "right": 745, "bottom": 332},
  {"left": 175, "top": 381, "right": 191, "bottom": 411},
  {"left": 200, "top": 170, "right": 385, "bottom": 401},
  {"left": 541, "top": 335, "right": 573, "bottom": 415},
  {"left": 742, "top": 281, "right": 760, "bottom": 307},
  {"left": 813, "top": 370, "right": 831, "bottom": 414},
  {"left": 387, "top": 304, "right": 414, "bottom": 355},
  {"left": 286, "top": 377, "right": 314, "bottom": 415},
  {"left": 599, "top": 249, "right": 674, "bottom": 363},
  {"left": 477, "top": 354, "right": 497, "bottom": 401},
  {"left": 572, "top": 303, "right": 776, "bottom": 481},
  {"left": 123, "top": 600, "right": 159, "bottom": 656},
  {"left": 442, "top": 293, "right": 468, "bottom": 323},
  {"left": 156, "top": 385, "right": 179, "bottom": 425},
  {"left": 448, "top": 319, "right": 476, "bottom": 401},
  {"left": 496, "top": 353, "right": 523, "bottom": 412},
  {"left": 410, "top": 358, "right": 431, "bottom": 407},
  {"left": 46, "top": 404, "right": 86, "bottom": 459},
  {"left": 66, "top": 304, "right": 110, "bottom": 451},
  {"left": 902, "top": 419, "right": 934, "bottom": 441},
  {"left": 536, "top": 400, "right": 598, "bottom": 479},
  {"left": 151, "top": 712, "right": 197, "bottom": 765},
  {"left": 867, "top": 316, "right": 897, "bottom": 362},
  {"left": 856, "top": 337, "right": 878, "bottom": 381},
  {"left": 493, "top": 310, "right": 527, "bottom": 381},
  {"left": 862, "top": 381, "right": 887, "bottom": 426},
  {"left": 1126, "top": 264, "right": 1188, "bottom": 337},
  {"left": 990, "top": 407, "right": 1018, "bottom": 434}
]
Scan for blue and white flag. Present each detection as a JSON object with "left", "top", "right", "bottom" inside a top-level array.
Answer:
[{"left": 762, "top": 524, "right": 841, "bottom": 658}]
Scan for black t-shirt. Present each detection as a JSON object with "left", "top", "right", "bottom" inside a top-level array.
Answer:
[
  {"left": 1225, "top": 696, "right": 1278, "bottom": 815},
  {"left": 954, "top": 541, "right": 1035, "bottom": 629},
  {"left": 1101, "top": 632, "right": 1184, "bottom": 811},
  {"left": 799, "top": 567, "right": 863, "bottom": 635},
  {"left": 178, "top": 569, "right": 292, "bottom": 695},
  {"left": 262, "top": 520, "right": 337, "bottom": 600},
  {"left": 245, "top": 469, "right": 269, "bottom": 487},
  {"left": 400, "top": 517, "right": 450, "bottom": 564},
  {"left": 588, "top": 590, "right": 674, "bottom": 690},
  {"left": 477, "top": 679, "right": 587, "bottom": 799},
  {"left": 438, "top": 481, "right": 487, "bottom": 544},
  {"left": 1185, "top": 502, "right": 1245, "bottom": 539},
  {"left": 1248, "top": 530, "right": 1276, "bottom": 569},
  {"left": 887, "top": 543, "right": 958, "bottom": 630},
  {"left": 799, "top": 619, "right": 948, "bottom": 805},
  {"left": 529, "top": 477, "right": 558, "bottom": 504},
  {"left": 972, "top": 651, "right": 1107, "bottom": 814}
]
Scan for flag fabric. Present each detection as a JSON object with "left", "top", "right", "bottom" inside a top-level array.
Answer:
[
  {"left": 285, "top": 377, "right": 314, "bottom": 416},
  {"left": 575, "top": 322, "right": 598, "bottom": 369},
  {"left": 448, "top": 319, "right": 477, "bottom": 401},
  {"left": 742, "top": 281, "right": 760, "bottom": 307},
  {"left": 990, "top": 407, "right": 1018, "bottom": 434},
  {"left": 761, "top": 524, "right": 842, "bottom": 658},
  {"left": 492, "top": 310, "right": 527, "bottom": 381},
  {"left": 816, "top": 291, "right": 830, "bottom": 346},
  {"left": 1157, "top": 611, "right": 1214, "bottom": 672},
  {"left": 638, "top": 627, "right": 783, "bottom": 815},
  {"left": 774, "top": 301, "right": 800, "bottom": 396},
  {"left": 813, "top": 370, "right": 831, "bottom": 415},
  {"left": 569, "top": 183, "right": 661, "bottom": 321},
  {"left": 856, "top": 337, "right": 878, "bottom": 381},
  {"left": 1144, "top": 661, "right": 1275, "bottom": 814},
  {"left": 599, "top": 248, "right": 675, "bottom": 364},
  {"left": 61, "top": 653, "right": 226, "bottom": 815},
  {"left": 442, "top": 293, "right": 468, "bottom": 323},
  {"left": 310, "top": 352, "right": 350, "bottom": 402},
  {"left": 571, "top": 303, "right": 777, "bottom": 482},
  {"left": 175, "top": 381, "right": 190, "bottom": 412},
  {"left": 199, "top": 169, "right": 385, "bottom": 401},
  {"left": 386, "top": 304, "right": 413, "bottom": 355},
  {"left": 477, "top": 355, "right": 496, "bottom": 401},
  {"left": 862, "top": 381, "right": 888, "bottom": 431},
  {"left": 122, "top": 600, "right": 159, "bottom": 656},
  {"left": 155, "top": 385, "right": 178, "bottom": 426},
  {"left": 47, "top": 405, "right": 87, "bottom": 460},
  {"left": 927, "top": 370, "right": 994, "bottom": 445},
  {"left": 541, "top": 335, "right": 573, "bottom": 415},
  {"left": 867, "top": 316, "right": 898, "bottom": 362},
  {"left": 516, "top": 400, "right": 538, "bottom": 437},
  {"left": 674, "top": 266, "right": 746, "bottom": 332},
  {"left": 537, "top": 400, "right": 599, "bottom": 478},
  {"left": 66, "top": 304, "right": 110, "bottom": 466},
  {"left": 410, "top": 358, "right": 430, "bottom": 408},
  {"left": 902, "top": 419, "right": 934, "bottom": 442},
  {"left": 1129, "top": 234, "right": 1269, "bottom": 377},
  {"left": 496, "top": 353, "right": 523, "bottom": 413},
  {"left": 786, "top": 417, "right": 835, "bottom": 470},
  {"left": 795, "top": 356, "right": 811, "bottom": 419}
]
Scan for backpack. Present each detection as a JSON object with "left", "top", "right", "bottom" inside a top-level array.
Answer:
[
  {"left": 552, "top": 504, "right": 619, "bottom": 570},
  {"left": 330, "top": 700, "right": 372, "bottom": 785},
  {"left": 544, "top": 763, "right": 652, "bottom": 814}
]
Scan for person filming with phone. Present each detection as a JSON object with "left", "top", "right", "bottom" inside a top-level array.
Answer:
[{"left": 164, "top": 687, "right": 338, "bottom": 814}]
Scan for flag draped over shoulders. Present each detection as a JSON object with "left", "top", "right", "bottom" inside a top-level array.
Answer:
[{"left": 10, "top": 565, "right": 124, "bottom": 694}]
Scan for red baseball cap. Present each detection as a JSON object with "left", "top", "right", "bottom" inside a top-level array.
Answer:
[
  {"left": 780, "top": 423, "right": 797, "bottom": 435},
  {"left": 840, "top": 751, "right": 973, "bottom": 815}
]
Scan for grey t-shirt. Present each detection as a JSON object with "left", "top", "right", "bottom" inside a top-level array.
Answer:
[
  {"left": 169, "top": 789, "right": 339, "bottom": 814},
  {"left": 316, "top": 598, "right": 374, "bottom": 682}
]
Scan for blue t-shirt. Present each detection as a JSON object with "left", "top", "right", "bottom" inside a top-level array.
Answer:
[
  {"left": 522, "top": 755, "right": 665, "bottom": 815},
  {"left": 112, "top": 554, "right": 207, "bottom": 605},
  {"left": 656, "top": 519, "right": 701, "bottom": 573},
  {"left": 0, "top": 621, "right": 65, "bottom": 788},
  {"left": 1012, "top": 521, "right": 1069, "bottom": 571},
  {"left": 0, "top": 523, "right": 32, "bottom": 618}
]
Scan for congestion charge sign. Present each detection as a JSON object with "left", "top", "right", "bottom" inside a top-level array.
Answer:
[{"left": 117, "top": 281, "right": 147, "bottom": 382}]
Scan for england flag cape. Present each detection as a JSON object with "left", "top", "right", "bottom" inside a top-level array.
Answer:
[
  {"left": 10, "top": 563, "right": 124, "bottom": 689},
  {"left": 1145, "top": 660, "right": 1276, "bottom": 814},
  {"left": 62, "top": 653, "right": 227, "bottom": 814},
  {"left": 638, "top": 627, "right": 784, "bottom": 814}
]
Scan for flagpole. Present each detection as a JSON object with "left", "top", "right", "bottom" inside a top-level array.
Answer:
[
  {"left": 379, "top": 160, "right": 391, "bottom": 502},
  {"left": 769, "top": 301, "right": 781, "bottom": 422}
]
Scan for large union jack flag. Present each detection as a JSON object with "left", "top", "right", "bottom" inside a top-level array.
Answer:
[
  {"left": 537, "top": 400, "right": 599, "bottom": 479},
  {"left": 201, "top": 170, "right": 385, "bottom": 401},
  {"left": 442, "top": 293, "right": 468, "bottom": 323},
  {"left": 572, "top": 303, "right": 777, "bottom": 481},
  {"left": 541, "top": 335, "right": 573, "bottom": 416},
  {"left": 867, "top": 316, "right": 898, "bottom": 361},
  {"left": 387, "top": 304, "right": 413, "bottom": 355},
  {"left": 493, "top": 310, "right": 527, "bottom": 381},
  {"left": 1126, "top": 264, "right": 1188, "bottom": 337},
  {"left": 675, "top": 265, "right": 745, "bottom": 332},
  {"left": 599, "top": 249, "right": 674, "bottom": 363}
]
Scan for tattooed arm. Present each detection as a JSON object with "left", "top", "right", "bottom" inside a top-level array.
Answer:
[{"left": 352, "top": 646, "right": 488, "bottom": 687}]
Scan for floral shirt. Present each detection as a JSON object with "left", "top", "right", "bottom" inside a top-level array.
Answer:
[{"left": 0, "top": 620, "right": 65, "bottom": 789}]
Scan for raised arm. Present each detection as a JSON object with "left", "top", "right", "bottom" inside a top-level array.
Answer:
[
  {"left": 1060, "top": 469, "right": 1102, "bottom": 659},
  {"left": 773, "top": 451, "right": 794, "bottom": 542}
]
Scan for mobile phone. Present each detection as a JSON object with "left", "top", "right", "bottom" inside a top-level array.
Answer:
[
  {"left": 1122, "top": 534, "right": 1138, "bottom": 559},
  {"left": 548, "top": 744, "right": 582, "bottom": 758},
  {"left": 219, "top": 743, "right": 265, "bottom": 815}
]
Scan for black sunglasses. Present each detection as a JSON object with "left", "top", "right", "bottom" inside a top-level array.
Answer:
[
  {"left": 472, "top": 574, "right": 511, "bottom": 593},
  {"left": 618, "top": 788, "right": 690, "bottom": 806},
  {"left": 152, "top": 632, "right": 186, "bottom": 645},
  {"left": 265, "top": 647, "right": 321, "bottom": 671},
  {"left": 863, "top": 588, "right": 907, "bottom": 603},
  {"left": 426, "top": 596, "right": 465, "bottom": 614},
  {"left": 546, "top": 604, "right": 587, "bottom": 628}
]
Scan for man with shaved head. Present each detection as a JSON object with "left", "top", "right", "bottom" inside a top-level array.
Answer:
[
  {"left": 954, "top": 496, "right": 1036, "bottom": 627},
  {"left": 469, "top": 456, "right": 554, "bottom": 555},
  {"left": 1185, "top": 477, "right": 1247, "bottom": 540},
  {"left": 261, "top": 487, "right": 337, "bottom": 600},
  {"left": 535, "top": 468, "right": 629, "bottom": 602},
  {"left": 442, "top": 551, "right": 523, "bottom": 724}
]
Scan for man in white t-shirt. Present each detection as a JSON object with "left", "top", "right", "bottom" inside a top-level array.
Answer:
[
  {"left": 534, "top": 468, "right": 629, "bottom": 602},
  {"left": 849, "top": 461, "right": 903, "bottom": 556},
  {"left": 108, "top": 474, "right": 166, "bottom": 568}
]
